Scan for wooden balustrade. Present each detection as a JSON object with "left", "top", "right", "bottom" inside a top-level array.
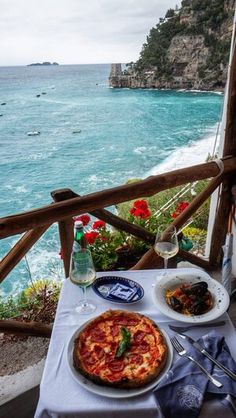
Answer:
[
  {"left": 0, "top": 225, "right": 51, "bottom": 283},
  {"left": 1, "top": 157, "right": 236, "bottom": 239},
  {"left": 0, "top": 319, "right": 52, "bottom": 338}
]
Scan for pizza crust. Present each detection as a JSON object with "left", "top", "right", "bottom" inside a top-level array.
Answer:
[{"left": 73, "top": 310, "right": 168, "bottom": 388}]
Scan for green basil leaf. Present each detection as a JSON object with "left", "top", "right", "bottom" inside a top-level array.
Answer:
[{"left": 115, "top": 327, "right": 131, "bottom": 358}]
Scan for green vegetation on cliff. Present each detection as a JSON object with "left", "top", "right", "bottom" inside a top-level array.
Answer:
[{"left": 135, "top": 15, "right": 185, "bottom": 77}]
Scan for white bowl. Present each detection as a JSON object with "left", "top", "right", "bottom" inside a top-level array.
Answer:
[{"left": 153, "top": 268, "right": 230, "bottom": 323}]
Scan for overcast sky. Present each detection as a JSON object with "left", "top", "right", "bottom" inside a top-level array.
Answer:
[{"left": 0, "top": 0, "right": 181, "bottom": 66}]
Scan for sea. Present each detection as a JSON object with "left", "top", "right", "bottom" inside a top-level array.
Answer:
[{"left": 0, "top": 64, "right": 223, "bottom": 297}]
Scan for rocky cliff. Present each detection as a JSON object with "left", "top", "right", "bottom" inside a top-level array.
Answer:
[{"left": 109, "top": 0, "right": 235, "bottom": 91}]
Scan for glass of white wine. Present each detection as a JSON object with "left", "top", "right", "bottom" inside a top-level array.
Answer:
[
  {"left": 154, "top": 225, "right": 179, "bottom": 270},
  {"left": 70, "top": 252, "right": 96, "bottom": 315}
]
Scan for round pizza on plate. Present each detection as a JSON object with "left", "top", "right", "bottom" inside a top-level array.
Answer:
[{"left": 73, "top": 310, "right": 168, "bottom": 388}]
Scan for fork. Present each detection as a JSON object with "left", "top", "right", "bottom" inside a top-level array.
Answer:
[
  {"left": 171, "top": 336, "right": 223, "bottom": 388},
  {"left": 168, "top": 320, "right": 226, "bottom": 333}
]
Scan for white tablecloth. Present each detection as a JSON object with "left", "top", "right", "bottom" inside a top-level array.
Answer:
[{"left": 35, "top": 269, "right": 236, "bottom": 418}]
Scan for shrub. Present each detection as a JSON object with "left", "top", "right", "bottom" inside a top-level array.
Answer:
[{"left": 0, "top": 279, "right": 61, "bottom": 321}]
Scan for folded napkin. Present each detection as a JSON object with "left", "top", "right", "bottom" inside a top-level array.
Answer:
[{"left": 154, "top": 331, "right": 236, "bottom": 418}]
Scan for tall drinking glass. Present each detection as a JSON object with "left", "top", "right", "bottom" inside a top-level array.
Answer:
[
  {"left": 70, "top": 252, "right": 96, "bottom": 315},
  {"left": 154, "top": 225, "right": 179, "bottom": 270}
]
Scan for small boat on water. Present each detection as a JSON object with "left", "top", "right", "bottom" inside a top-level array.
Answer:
[
  {"left": 72, "top": 129, "right": 81, "bottom": 134},
  {"left": 27, "top": 131, "right": 41, "bottom": 136}
]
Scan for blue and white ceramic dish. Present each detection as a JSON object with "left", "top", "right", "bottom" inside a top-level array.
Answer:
[{"left": 92, "top": 275, "right": 144, "bottom": 304}]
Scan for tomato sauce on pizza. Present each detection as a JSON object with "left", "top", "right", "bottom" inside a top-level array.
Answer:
[{"left": 73, "top": 310, "right": 168, "bottom": 388}]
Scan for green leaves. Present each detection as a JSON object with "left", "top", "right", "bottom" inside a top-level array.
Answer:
[{"left": 115, "top": 327, "right": 131, "bottom": 358}]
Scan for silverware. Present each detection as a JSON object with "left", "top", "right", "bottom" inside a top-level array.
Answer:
[
  {"left": 168, "top": 320, "right": 226, "bottom": 333},
  {"left": 170, "top": 336, "right": 223, "bottom": 388},
  {"left": 177, "top": 332, "right": 236, "bottom": 381}
]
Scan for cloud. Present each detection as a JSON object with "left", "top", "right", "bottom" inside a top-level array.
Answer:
[{"left": 0, "top": 0, "right": 181, "bottom": 65}]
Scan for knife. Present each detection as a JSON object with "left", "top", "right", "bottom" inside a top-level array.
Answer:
[{"left": 177, "top": 332, "right": 236, "bottom": 381}]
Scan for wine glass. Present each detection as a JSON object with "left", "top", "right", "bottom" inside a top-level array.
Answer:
[
  {"left": 69, "top": 251, "right": 96, "bottom": 315},
  {"left": 154, "top": 225, "right": 179, "bottom": 270}
]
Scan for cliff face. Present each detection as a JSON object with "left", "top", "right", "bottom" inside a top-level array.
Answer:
[{"left": 109, "top": 0, "right": 234, "bottom": 91}]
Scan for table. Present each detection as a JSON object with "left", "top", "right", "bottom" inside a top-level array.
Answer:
[{"left": 35, "top": 269, "right": 236, "bottom": 418}]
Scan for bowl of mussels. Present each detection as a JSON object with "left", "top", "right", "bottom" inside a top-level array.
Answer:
[{"left": 153, "top": 268, "right": 230, "bottom": 323}]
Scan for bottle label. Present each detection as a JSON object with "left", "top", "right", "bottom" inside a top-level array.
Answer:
[{"left": 73, "top": 251, "right": 92, "bottom": 273}]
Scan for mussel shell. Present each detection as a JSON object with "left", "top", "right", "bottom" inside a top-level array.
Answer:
[
  {"left": 183, "top": 281, "right": 208, "bottom": 297},
  {"left": 169, "top": 296, "right": 183, "bottom": 312},
  {"left": 189, "top": 300, "right": 208, "bottom": 315}
]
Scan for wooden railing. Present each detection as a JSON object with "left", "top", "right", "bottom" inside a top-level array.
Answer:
[{"left": 1, "top": 155, "right": 236, "bottom": 280}]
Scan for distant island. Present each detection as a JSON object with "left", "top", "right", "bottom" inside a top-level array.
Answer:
[{"left": 27, "top": 62, "right": 59, "bottom": 66}]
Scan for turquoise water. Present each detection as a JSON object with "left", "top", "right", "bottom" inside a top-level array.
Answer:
[{"left": 0, "top": 64, "right": 223, "bottom": 296}]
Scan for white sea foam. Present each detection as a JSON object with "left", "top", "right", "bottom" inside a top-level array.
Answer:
[
  {"left": 145, "top": 124, "right": 220, "bottom": 177},
  {"left": 26, "top": 152, "right": 54, "bottom": 160},
  {"left": 134, "top": 146, "right": 147, "bottom": 154},
  {"left": 15, "top": 185, "right": 27, "bottom": 193},
  {"left": 88, "top": 174, "right": 99, "bottom": 185},
  {"left": 188, "top": 89, "right": 223, "bottom": 95}
]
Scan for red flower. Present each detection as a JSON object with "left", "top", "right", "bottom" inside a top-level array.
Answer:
[
  {"left": 73, "top": 214, "right": 90, "bottom": 226},
  {"left": 171, "top": 201, "right": 189, "bottom": 218},
  {"left": 177, "top": 201, "right": 189, "bottom": 211},
  {"left": 92, "top": 220, "right": 106, "bottom": 230},
  {"left": 133, "top": 199, "right": 148, "bottom": 211},
  {"left": 130, "top": 207, "right": 152, "bottom": 219},
  {"left": 130, "top": 199, "right": 151, "bottom": 219},
  {"left": 85, "top": 231, "right": 99, "bottom": 244},
  {"left": 141, "top": 209, "right": 152, "bottom": 219}
]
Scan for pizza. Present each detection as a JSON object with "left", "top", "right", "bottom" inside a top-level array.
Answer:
[
  {"left": 73, "top": 310, "right": 168, "bottom": 388},
  {"left": 166, "top": 281, "right": 213, "bottom": 315}
]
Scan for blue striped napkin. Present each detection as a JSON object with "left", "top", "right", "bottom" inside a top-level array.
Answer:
[{"left": 153, "top": 331, "right": 236, "bottom": 418}]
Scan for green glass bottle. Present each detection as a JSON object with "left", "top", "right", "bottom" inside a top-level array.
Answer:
[{"left": 70, "top": 221, "right": 96, "bottom": 287}]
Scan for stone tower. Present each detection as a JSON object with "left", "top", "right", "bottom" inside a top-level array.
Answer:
[
  {"left": 109, "top": 64, "right": 123, "bottom": 87},
  {"left": 109, "top": 64, "right": 122, "bottom": 78}
]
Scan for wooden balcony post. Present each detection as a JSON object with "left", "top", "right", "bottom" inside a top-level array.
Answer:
[
  {"left": 0, "top": 225, "right": 50, "bottom": 283},
  {"left": 0, "top": 319, "right": 52, "bottom": 338},
  {"left": 51, "top": 189, "right": 75, "bottom": 278},
  {"left": 209, "top": 32, "right": 236, "bottom": 265}
]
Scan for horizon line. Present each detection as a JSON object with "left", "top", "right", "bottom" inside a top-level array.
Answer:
[{"left": 0, "top": 62, "right": 129, "bottom": 68}]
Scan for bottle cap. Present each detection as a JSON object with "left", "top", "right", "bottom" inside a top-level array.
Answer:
[{"left": 74, "top": 220, "right": 83, "bottom": 228}]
